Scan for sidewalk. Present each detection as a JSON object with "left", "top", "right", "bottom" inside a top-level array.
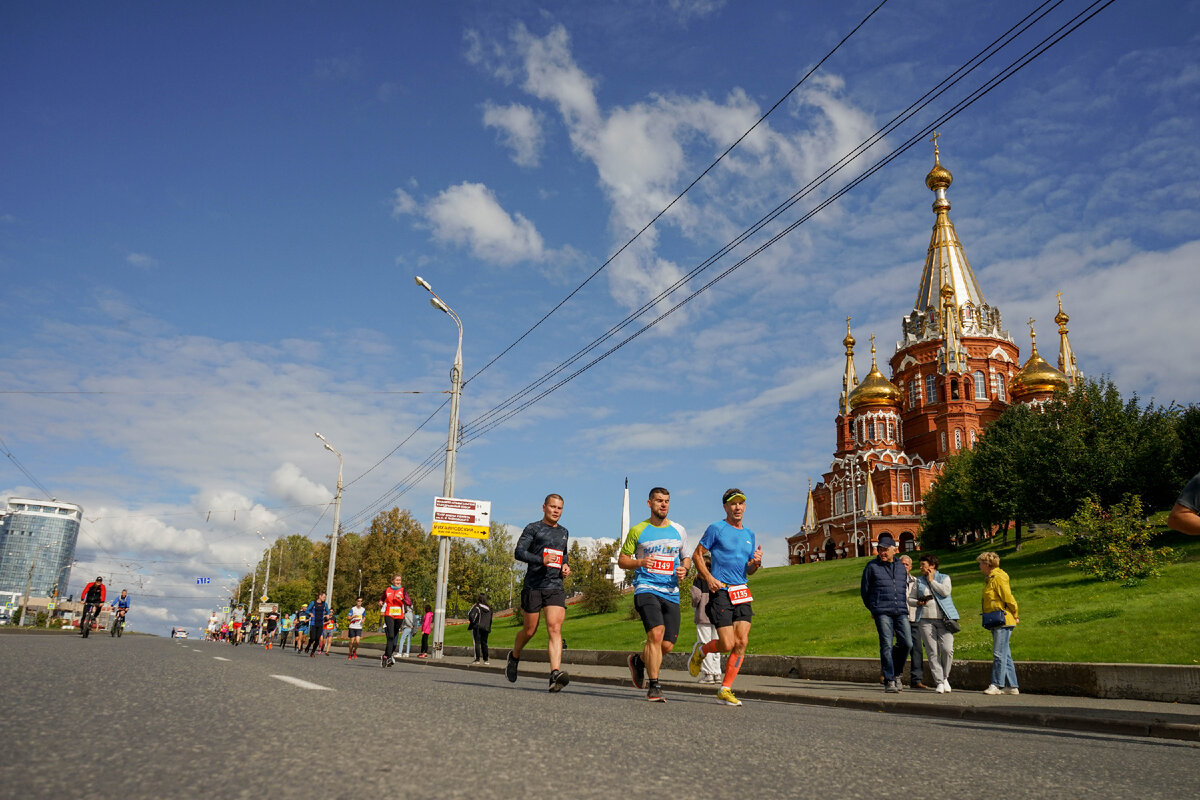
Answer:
[{"left": 345, "top": 642, "right": 1199, "bottom": 742}]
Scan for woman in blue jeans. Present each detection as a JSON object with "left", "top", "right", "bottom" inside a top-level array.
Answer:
[{"left": 977, "top": 551, "right": 1020, "bottom": 695}]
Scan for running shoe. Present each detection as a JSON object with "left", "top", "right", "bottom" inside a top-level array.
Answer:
[
  {"left": 381, "top": 654, "right": 388, "bottom": 668},
  {"left": 983, "top": 684, "right": 1002, "bottom": 695},
  {"left": 1002, "top": 687, "right": 1020, "bottom": 695},
  {"left": 885, "top": 679, "right": 900, "bottom": 693},
  {"left": 687, "top": 641, "right": 704, "bottom": 678},
  {"left": 548, "top": 669, "right": 570, "bottom": 693},
  {"left": 505, "top": 651, "right": 519, "bottom": 683},
  {"left": 715, "top": 686, "right": 741, "bottom": 706},
  {"left": 646, "top": 682, "right": 665, "bottom": 702},
  {"left": 627, "top": 653, "right": 645, "bottom": 689},
  {"left": 388, "top": 656, "right": 396, "bottom": 667}
]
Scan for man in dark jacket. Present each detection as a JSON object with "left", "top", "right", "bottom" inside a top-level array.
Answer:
[{"left": 860, "top": 534, "right": 911, "bottom": 693}]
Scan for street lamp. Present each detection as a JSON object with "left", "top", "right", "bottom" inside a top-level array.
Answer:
[
  {"left": 257, "top": 530, "right": 272, "bottom": 603},
  {"left": 414, "top": 274, "right": 463, "bottom": 659},
  {"left": 315, "top": 432, "right": 343, "bottom": 611}
]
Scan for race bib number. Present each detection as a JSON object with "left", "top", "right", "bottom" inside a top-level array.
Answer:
[
  {"left": 727, "top": 584, "right": 753, "bottom": 605},
  {"left": 646, "top": 555, "right": 675, "bottom": 576},
  {"left": 544, "top": 548, "right": 564, "bottom": 569},
  {"left": 388, "top": 606, "right": 404, "bottom": 616}
]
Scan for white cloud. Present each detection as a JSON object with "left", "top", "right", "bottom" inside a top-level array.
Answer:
[
  {"left": 482, "top": 102, "right": 544, "bottom": 167},
  {"left": 400, "top": 181, "right": 548, "bottom": 266},
  {"left": 126, "top": 252, "right": 159, "bottom": 269},
  {"left": 269, "top": 463, "right": 332, "bottom": 507}
]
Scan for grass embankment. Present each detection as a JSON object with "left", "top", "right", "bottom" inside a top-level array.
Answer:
[{"left": 443, "top": 528, "right": 1200, "bottom": 665}]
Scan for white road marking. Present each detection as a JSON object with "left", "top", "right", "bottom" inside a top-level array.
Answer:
[
  {"left": 213, "top": 656, "right": 231, "bottom": 662},
  {"left": 270, "top": 674, "right": 334, "bottom": 691},
  {"left": 192, "top": 649, "right": 202, "bottom": 652}
]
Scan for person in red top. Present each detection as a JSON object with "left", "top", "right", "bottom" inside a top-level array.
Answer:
[
  {"left": 379, "top": 574, "right": 410, "bottom": 668},
  {"left": 80, "top": 577, "right": 106, "bottom": 632}
]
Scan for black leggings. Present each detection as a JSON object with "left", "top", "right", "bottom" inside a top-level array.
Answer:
[
  {"left": 420, "top": 633, "right": 430, "bottom": 655},
  {"left": 384, "top": 616, "right": 403, "bottom": 658},
  {"left": 472, "top": 628, "right": 490, "bottom": 661}
]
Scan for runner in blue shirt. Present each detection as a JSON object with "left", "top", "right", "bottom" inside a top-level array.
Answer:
[
  {"left": 688, "top": 488, "right": 763, "bottom": 706},
  {"left": 618, "top": 487, "right": 689, "bottom": 702}
]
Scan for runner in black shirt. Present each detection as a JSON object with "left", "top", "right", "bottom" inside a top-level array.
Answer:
[{"left": 506, "top": 493, "right": 572, "bottom": 692}]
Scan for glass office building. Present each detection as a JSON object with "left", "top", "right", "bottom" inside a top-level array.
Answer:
[{"left": 0, "top": 498, "right": 83, "bottom": 600}]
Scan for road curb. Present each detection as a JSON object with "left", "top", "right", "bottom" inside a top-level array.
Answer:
[{"left": 403, "top": 651, "right": 1200, "bottom": 743}]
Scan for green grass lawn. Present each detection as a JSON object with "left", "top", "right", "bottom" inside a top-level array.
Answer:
[{"left": 443, "top": 528, "right": 1200, "bottom": 665}]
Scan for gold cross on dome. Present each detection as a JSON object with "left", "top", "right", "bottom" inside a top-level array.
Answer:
[
  {"left": 930, "top": 131, "right": 941, "bottom": 159},
  {"left": 1027, "top": 317, "right": 1036, "bottom": 339},
  {"left": 869, "top": 333, "right": 876, "bottom": 354}
]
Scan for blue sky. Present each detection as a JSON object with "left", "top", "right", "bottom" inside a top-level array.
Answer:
[{"left": 3, "top": 0, "right": 1198, "bottom": 635}]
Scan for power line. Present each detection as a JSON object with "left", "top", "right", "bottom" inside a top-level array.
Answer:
[
  {"left": 462, "top": 0, "right": 895, "bottom": 388},
  {"left": 338, "top": 0, "right": 1113, "bottom": 522},
  {"left": 0, "top": 434, "right": 53, "bottom": 498},
  {"left": 336, "top": 0, "right": 896, "bottom": 523}
]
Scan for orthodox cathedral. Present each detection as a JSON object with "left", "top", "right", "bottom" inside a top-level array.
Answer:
[{"left": 787, "top": 137, "right": 1082, "bottom": 564}]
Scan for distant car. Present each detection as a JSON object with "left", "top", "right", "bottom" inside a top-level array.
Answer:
[{"left": 173, "top": 629, "right": 188, "bottom": 639}]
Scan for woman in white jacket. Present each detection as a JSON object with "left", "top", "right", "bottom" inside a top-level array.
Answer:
[{"left": 909, "top": 554, "right": 960, "bottom": 693}]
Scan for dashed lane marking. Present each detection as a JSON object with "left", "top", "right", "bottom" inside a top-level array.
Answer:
[
  {"left": 270, "top": 674, "right": 334, "bottom": 691},
  {"left": 213, "top": 656, "right": 231, "bottom": 662}
]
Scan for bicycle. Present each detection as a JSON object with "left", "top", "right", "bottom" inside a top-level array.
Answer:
[
  {"left": 110, "top": 608, "right": 127, "bottom": 638},
  {"left": 80, "top": 604, "right": 99, "bottom": 638}
]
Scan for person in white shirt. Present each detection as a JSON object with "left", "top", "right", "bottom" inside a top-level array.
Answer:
[{"left": 347, "top": 598, "right": 367, "bottom": 660}]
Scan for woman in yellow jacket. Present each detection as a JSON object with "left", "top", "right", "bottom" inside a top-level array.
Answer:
[{"left": 978, "top": 551, "right": 1020, "bottom": 695}]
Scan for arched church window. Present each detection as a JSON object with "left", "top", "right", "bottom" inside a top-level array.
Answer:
[
  {"left": 887, "top": 420, "right": 895, "bottom": 441},
  {"left": 908, "top": 381, "right": 917, "bottom": 409},
  {"left": 925, "top": 374, "right": 938, "bottom": 403},
  {"left": 940, "top": 431, "right": 947, "bottom": 452},
  {"left": 996, "top": 373, "right": 1007, "bottom": 402},
  {"left": 954, "top": 428, "right": 962, "bottom": 450},
  {"left": 974, "top": 371, "right": 986, "bottom": 399},
  {"left": 867, "top": 420, "right": 875, "bottom": 440},
  {"left": 951, "top": 379, "right": 960, "bottom": 400},
  {"left": 969, "top": 429, "right": 977, "bottom": 447},
  {"left": 834, "top": 491, "right": 843, "bottom": 516},
  {"left": 902, "top": 482, "right": 912, "bottom": 502}
]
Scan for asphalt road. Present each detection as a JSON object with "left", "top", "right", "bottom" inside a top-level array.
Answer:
[{"left": 2, "top": 634, "right": 1195, "bottom": 799}]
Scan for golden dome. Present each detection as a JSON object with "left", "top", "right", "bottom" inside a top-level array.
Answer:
[
  {"left": 848, "top": 343, "right": 902, "bottom": 411},
  {"left": 926, "top": 161, "right": 953, "bottom": 192},
  {"left": 925, "top": 132, "right": 953, "bottom": 191},
  {"left": 1011, "top": 337, "right": 1069, "bottom": 400}
]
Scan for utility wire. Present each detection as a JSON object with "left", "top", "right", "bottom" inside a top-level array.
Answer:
[
  {"left": 338, "top": 0, "right": 895, "bottom": 520},
  {"left": 459, "top": 0, "right": 1072, "bottom": 439},
  {"left": 0, "top": 434, "right": 53, "bottom": 498},
  {"left": 458, "top": 0, "right": 1117, "bottom": 445},
  {"left": 327, "top": 0, "right": 1116, "bottom": 529},
  {"left": 463, "top": 0, "right": 893, "bottom": 387}
]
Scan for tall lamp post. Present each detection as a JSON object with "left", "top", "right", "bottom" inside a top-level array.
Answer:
[
  {"left": 415, "top": 275, "right": 463, "bottom": 659},
  {"left": 315, "top": 432, "right": 343, "bottom": 611},
  {"left": 19, "top": 544, "right": 52, "bottom": 626},
  {"left": 257, "top": 530, "right": 272, "bottom": 602}
]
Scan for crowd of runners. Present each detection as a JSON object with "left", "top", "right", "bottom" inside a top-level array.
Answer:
[{"left": 187, "top": 485, "right": 761, "bottom": 706}]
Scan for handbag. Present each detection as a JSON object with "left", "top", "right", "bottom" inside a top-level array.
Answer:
[
  {"left": 943, "top": 617, "right": 962, "bottom": 634},
  {"left": 981, "top": 609, "right": 1007, "bottom": 629}
]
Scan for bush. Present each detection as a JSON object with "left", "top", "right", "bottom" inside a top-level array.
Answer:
[
  {"left": 579, "top": 575, "right": 621, "bottom": 614},
  {"left": 1058, "top": 495, "right": 1177, "bottom": 585}
]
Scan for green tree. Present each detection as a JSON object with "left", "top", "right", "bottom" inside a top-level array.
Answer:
[
  {"left": 357, "top": 507, "right": 435, "bottom": 609},
  {"left": 919, "top": 448, "right": 981, "bottom": 549}
]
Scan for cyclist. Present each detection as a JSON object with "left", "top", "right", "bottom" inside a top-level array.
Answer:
[
  {"left": 80, "top": 577, "right": 106, "bottom": 635},
  {"left": 110, "top": 589, "right": 131, "bottom": 636}
]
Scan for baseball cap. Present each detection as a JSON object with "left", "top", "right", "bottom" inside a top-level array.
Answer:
[{"left": 876, "top": 534, "right": 897, "bottom": 549}]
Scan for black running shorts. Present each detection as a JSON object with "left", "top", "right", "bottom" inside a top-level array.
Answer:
[
  {"left": 521, "top": 585, "right": 566, "bottom": 614},
  {"left": 705, "top": 588, "right": 753, "bottom": 628},
  {"left": 348, "top": 628, "right": 362, "bottom": 639},
  {"left": 634, "top": 593, "right": 681, "bottom": 644}
]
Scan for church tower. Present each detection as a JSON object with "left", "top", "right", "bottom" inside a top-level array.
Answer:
[{"left": 787, "top": 137, "right": 1080, "bottom": 564}]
